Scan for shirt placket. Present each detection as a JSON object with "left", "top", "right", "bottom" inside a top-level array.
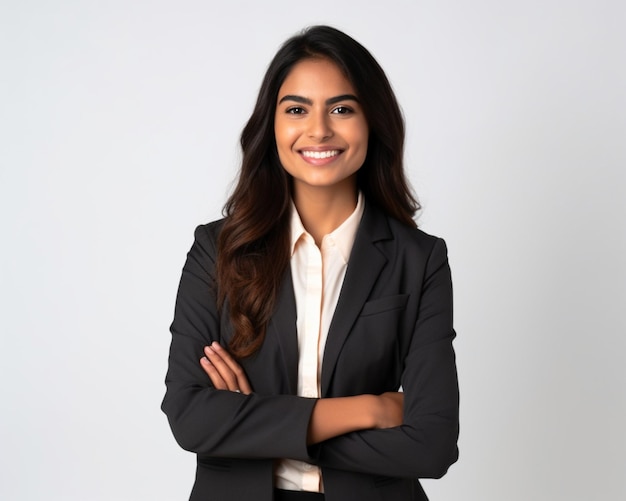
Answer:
[{"left": 299, "top": 236, "right": 322, "bottom": 491}]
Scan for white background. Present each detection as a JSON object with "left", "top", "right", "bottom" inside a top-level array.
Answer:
[{"left": 1, "top": 1, "right": 625, "bottom": 500}]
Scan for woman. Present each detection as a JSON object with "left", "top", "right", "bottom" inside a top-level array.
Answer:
[{"left": 162, "top": 25, "right": 459, "bottom": 501}]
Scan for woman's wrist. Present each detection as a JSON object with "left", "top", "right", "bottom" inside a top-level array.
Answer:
[
  {"left": 306, "top": 392, "right": 403, "bottom": 445},
  {"left": 307, "top": 395, "right": 376, "bottom": 444},
  {"left": 371, "top": 392, "right": 404, "bottom": 429}
]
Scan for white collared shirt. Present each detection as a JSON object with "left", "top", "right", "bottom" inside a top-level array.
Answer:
[{"left": 275, "top": 193, "right": 365, "bottom": 492}]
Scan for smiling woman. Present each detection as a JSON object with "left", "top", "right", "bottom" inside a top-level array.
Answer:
[
  {"left": 274, "top": 58, "right": 369, "bottom": 228},
  {"left": 162, "top": 25, "right": 459, "bottom": 501}
]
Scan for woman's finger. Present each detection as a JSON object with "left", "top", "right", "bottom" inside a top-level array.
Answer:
[
  {"left": 210, "top": 342, "right": 253, "bottom": 394},
  {"left": 204, "top": 345, "right": 240, "bottom": 392},
  {"left": 200, "top": 356, "right": 227, "bottom": 390}
]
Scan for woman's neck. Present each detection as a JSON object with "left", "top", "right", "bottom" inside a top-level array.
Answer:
[{"left": 292, "top": 184, "right": 358, "bottom": 247}]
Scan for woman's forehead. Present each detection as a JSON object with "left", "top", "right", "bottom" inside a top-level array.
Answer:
[{"left": 278, "top": 58, "right": 356, "bottom": 99}]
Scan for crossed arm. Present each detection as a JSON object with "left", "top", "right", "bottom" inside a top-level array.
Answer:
[
  {"left": 163, "top": 224, "right": 458, "bottom": 477},
  {"left": 201, "top": 341, "right": 404, "bottom": 444}
]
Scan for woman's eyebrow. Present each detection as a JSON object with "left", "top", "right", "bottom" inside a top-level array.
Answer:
[
  {"left": 326, "top": 94, "right": 359, "bottom": 105},
  {"left": 278, "top": 94, "right": 360, "bottom": 105},
  {"left": 278, "top": 95, "right": 312, "bottom": 105}
]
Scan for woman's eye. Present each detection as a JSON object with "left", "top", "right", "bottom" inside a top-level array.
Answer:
[
  {"left": 331, "top": 106, "right": 353, "bottom": 115},
  {"left": 286, "top": 107, "right": 306, "bottom": 114}
]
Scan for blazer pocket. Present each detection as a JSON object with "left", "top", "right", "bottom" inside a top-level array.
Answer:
[{"left": 360, "top": 294, "right": 409, "bottom": 317}]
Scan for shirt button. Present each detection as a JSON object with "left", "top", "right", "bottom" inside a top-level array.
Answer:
[{"left": 302, "top": 463, "right": 313, "bottom": 471}]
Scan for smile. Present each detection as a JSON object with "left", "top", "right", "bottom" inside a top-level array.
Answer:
[{"left": 301, "top": 150, "right": 341, "bottom": 159}]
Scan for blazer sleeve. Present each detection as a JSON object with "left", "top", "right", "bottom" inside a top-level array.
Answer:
[
  {"left": 311, "top": 238, "right": 459, "bottom": 479},
  {"left": 161, "top": 224, "right": 317, "bottom": 460}
]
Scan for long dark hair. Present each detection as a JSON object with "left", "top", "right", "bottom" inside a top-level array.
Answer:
[{"left": 217, "top": 26, "right": 420, "bottom": 358}]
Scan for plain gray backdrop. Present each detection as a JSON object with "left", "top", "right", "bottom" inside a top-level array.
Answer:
[{"left": 1, "top": 1, "right": 625, "bottom": 500}]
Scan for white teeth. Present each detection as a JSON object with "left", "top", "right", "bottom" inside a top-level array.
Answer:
[{"left": 301, "top": 150, "right": 339, "bottom": 159}]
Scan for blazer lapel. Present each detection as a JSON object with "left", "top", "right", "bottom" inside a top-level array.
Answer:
[
  {"left": 320, "top": 204, "right": 392, "bottom": 396},
  {"left": 268, "top": 265, "right": 299, "bottom": 394}
]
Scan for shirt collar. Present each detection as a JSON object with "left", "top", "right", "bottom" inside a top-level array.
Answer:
[
  {"left": 289, "top": 192, "right": 365, "bottom": 263},
  {"left": 289, "top": 205, "right": 307, "bottom": 256}
]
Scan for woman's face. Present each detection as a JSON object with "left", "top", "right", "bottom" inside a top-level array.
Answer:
[{"left": 274, "top": 58, "right": 369, "bottom": 196}]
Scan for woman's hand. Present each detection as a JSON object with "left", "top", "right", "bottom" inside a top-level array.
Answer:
[
  {"left": 373, "top": 392, "right": 404, "bottom": 429},
  {"left": 200, "top": 342, "right": 252, "bottom": 395},
  {"left": 307, "top": 392, "right": 404, "bottom": 445}
]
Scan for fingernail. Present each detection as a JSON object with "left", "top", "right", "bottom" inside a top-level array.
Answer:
[
  {"left": 212, "top": 341, "right": 221, "bottom": 349},
  {"left": 201, "top": 356, "right": 210, "bottom": 364}
]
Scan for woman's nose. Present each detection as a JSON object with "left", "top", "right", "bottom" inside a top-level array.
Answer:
[{"left": 307, "top": 112, "right": 333, "bottom": 141}]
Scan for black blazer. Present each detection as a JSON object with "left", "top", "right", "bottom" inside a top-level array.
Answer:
[{"left": 162, "top": 202, "right": 459, "bottom": 501}]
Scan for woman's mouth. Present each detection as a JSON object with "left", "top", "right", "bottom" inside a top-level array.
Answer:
[{"left": 300, "top": 149, "right": 341, "bottom": 160}]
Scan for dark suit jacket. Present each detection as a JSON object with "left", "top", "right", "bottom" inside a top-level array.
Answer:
[{"left": 162, "top": 202, "right": 459, "bottom": 501}]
